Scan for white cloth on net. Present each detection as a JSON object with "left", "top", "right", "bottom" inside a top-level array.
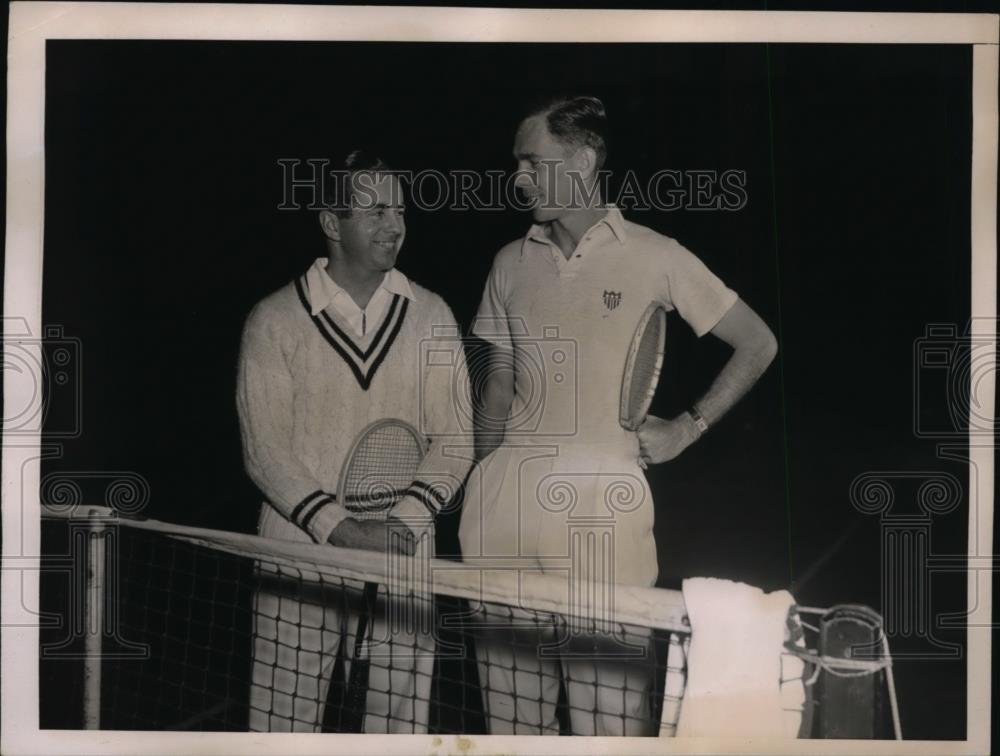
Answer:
[{"left": 673, "top": 577, "right": 805, "bottom": 738}]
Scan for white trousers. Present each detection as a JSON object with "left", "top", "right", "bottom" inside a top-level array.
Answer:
[
  {"left": 459, "top": 443, "right": 659, "bottom": 736},
  {"left": 249, "top": 505, "right": 435, "bottom": 733},
  {"left": 249, "top": 568, "right": 435, "bottom": 733},
  {"left": 470, "top": 603, "right": 656, "bottom": 735}
]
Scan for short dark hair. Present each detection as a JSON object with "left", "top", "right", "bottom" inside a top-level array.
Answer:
[
  {"left": 328, "top": 149, "right": 393, "bottom": 218},
  {"left": 525, "top": 95, "right": 608, "bottom": 171}
]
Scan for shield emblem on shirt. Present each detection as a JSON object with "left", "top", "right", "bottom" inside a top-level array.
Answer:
[{"left": 603, "top": 290, "right": 622, "bottom": 311}]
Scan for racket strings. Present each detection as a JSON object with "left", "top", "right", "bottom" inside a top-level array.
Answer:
[{"left": 342, "top": 424, "right": 424, "bottom": 516}]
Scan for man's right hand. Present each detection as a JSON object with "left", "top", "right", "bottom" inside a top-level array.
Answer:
[
  {"left": 637, "top": 413, "right": 700, "bottom": 465},
  {"left": 326, "top": 517, "right": 416, "bottom": 556}
]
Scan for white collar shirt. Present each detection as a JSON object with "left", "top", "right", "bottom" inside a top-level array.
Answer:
[{"left": 304, "top": 258, "right": 415, "bottom": 340}]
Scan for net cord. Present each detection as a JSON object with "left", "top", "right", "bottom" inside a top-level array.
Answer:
[{"left": 40, "top": 504, "right": 690, "bottom": 633}]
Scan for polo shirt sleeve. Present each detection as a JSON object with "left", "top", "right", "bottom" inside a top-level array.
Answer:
[
  {"left": 470, "top": 255, "right": 514, "bottom": 350},
  {"left": 662, "top": 240, "right": 739, "bottom": 337}
]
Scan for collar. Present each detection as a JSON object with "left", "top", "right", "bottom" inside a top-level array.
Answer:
[
  {"left": 304, "top": 258, "right": 416, "bottom": 316},
  {"left": 600, "top": 205, "right": 628, "bottom": 244},
  {"left": 522, "top": 205, "right": 628, "bottom": 256}
]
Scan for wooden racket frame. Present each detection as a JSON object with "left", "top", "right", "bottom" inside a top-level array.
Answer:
[
  {"left": 619, "top": 302, "right": 668, "bottom": 432},
  {"left": 336, "top": 417, "right": 427, "bottom": 732},
  {"left": 336, "top": 418, "right": 428, "bottom": 515}
]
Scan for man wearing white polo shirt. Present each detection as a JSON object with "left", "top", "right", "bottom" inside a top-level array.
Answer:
[{"left": 460, "top": 96, "right": 778, "bottom": 736}]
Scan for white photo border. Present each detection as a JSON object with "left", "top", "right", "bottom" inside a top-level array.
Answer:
[{"left": 3, "top": 4, "right": 997, "bottom": 755}]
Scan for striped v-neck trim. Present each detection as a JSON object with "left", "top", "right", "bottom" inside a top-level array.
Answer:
[{"left": 295, "top": 276, "right": 409, "bottom": 391}]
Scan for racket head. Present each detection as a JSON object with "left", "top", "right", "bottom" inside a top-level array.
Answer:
[
  {"left": 337, "top": 418, "right": 428, "bottom": 519},
  {"left": 619, "top": 303, "right": 668, "bottom": 432}
]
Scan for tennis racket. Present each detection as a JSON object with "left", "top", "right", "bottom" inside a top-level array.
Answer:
[
  {"left": 336, "top": 418, "right": 428, "bottom": 732},
  {"left": 620, "top": 303, "right": 668, "bottom": 468},
  {"left": 338, "top": 418, "right": 428, "bottom": 520}
]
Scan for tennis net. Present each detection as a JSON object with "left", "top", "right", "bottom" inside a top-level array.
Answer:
[{"left": 38, "top": 504, "right": 897, "bottom": 737}]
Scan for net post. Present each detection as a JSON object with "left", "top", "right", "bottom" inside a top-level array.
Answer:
[
  {"left": 82, "top": 507, "right": 106, "bottom": 729},
  {"left": 816, "top": 605, "right": 882, "bottom": 738},
  {"left": 881, "top": 634, "right": 902, "bottom": 740}
]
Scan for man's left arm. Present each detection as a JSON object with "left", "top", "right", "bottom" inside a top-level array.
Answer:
[{"left": 638, "top": 298, "right": 777, "bottom": 465}]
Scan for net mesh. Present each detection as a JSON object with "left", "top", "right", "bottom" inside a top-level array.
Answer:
[
  {"left": 621, "top": 306, "right": 666, "bottom": 430},
  {"left": 38, "top": 506, "right": 876, "bottom": 736}
]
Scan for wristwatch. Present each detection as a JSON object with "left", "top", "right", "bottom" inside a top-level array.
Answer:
[{"left": 688, "top": 406, "right": 709, "bottom": 436}]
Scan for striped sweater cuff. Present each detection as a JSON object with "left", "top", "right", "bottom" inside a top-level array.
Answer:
[{"left": 289, "top": 490, "right": 346, "bottom": 543}]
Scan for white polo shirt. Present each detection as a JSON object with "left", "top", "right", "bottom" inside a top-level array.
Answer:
[{"left": 472, "top": 207, "right": 738, "bottom": 448}]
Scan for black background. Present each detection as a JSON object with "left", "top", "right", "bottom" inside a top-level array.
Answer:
[{"left": 39, "top": 38, "right": 973, "bottom": 738}]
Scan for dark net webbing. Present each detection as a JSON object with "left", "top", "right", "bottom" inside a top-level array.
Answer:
[{"left": 39, "top": 517, "right": 692, "bottom": 735}]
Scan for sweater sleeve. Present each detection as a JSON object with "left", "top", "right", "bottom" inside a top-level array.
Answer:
[
  {"left": 394, "top": 300, "right": 475, "bottom": 523},
  {"left": 236, "top": 301, "right": 350, "bottom": 542}
]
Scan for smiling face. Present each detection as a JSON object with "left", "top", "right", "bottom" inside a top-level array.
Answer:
[
  {"left": 336, "top": 172, "right": 406, "bottom": 273},
  {"left": 512, "top": 114, "right": 584, "bottom": 223}
]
